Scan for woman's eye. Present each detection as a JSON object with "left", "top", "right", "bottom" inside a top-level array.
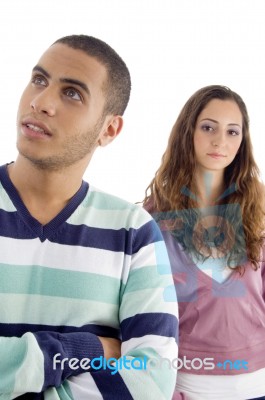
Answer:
[
  {"left": 201, "top": 125, "right": 214, "bottom": 132},
  {"left": 64, "top": 88, "right": 82, "bottom": 101},
  {"left": 228, "top": 129, "right": 240, "bottom": 136},
  {"left": 32, "top": 75, "right": 46, "bottom": 86}
]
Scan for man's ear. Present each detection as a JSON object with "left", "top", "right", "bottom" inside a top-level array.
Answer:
[{"left": 98, "top": 115, "right": 123, "bottom": 147}]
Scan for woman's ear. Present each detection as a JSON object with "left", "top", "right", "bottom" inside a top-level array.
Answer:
[{"left": 98, "top": 115, "right": 123, "bottom": 147}]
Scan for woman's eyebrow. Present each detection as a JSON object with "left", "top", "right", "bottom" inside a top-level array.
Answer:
[{"left": 200, "top": 118, "right": 241, "bottom": 127}]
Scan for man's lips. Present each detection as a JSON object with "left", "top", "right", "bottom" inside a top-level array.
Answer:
[{"left": 21, "top": 118, "right": 52, "bottom": 137}]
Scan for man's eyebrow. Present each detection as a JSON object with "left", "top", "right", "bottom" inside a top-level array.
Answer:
[
  {"left": 60, "top": 78, "right": 90, "bottom": 96},
  {"left": 32, "top": 65, "right": 90, "bottom": 96},
  {"left": 33, "top": 65, "right": 51, "bottom": 79}
]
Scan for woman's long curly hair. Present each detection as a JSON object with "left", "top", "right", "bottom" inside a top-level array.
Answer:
[{"left": 143, "top": 85, "right": 265, "bottom": 271}]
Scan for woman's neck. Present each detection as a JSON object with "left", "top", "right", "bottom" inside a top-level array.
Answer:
[{"left": 194, "top": 169, "right": 225, "bottom": 208}]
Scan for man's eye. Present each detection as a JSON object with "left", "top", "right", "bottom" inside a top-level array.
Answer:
[
  {"left": 64, "top": 88, "right": 82, "bottom": 101},
  {"left": 32, "top": 75, "right": 47, "bottom": 86}
]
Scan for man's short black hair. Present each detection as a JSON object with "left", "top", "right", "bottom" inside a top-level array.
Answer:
[{"left": 54, "top": 35, "right": 131, "bottom": 116}]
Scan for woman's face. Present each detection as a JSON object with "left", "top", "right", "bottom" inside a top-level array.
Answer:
[{"left": 193, "top": 99, "right": 243, "bottom": 174}]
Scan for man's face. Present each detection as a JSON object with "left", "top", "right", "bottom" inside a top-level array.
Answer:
[{"left": 16, "top": 43, "right": 110, "bottom": 170}]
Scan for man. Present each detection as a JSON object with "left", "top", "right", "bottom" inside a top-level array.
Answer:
[{"left": 0, "top": 35, "right": 178, "bottom": 399}]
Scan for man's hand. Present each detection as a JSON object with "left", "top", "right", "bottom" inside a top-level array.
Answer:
[{"left": 98, "top": 337, "right": 121, "bottom": 360}]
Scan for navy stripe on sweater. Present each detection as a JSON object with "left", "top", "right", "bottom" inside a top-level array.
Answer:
[
  {"left": 121, "top": 312, "right": 178, "bottom": 341},
  {"left": 0, "top": 322, "right": 120, "bottom": 338},
  {"left": 0, "top": 210, "right": 162, "bottom": 253},
  {"left": 93, "top": 369, "right": 134, "bottom": 400}
]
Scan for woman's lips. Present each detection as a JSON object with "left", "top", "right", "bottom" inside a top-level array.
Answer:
[{"left": 207, "top": 153, "right": 226, "bottom": 159}]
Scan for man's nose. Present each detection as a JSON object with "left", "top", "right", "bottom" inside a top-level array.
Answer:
[{"left": 30, "top": 88, "right": 57, "bottom": 116}]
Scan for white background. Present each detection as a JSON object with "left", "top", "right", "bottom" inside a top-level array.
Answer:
[{"left": 0, "top": 0, "right": 264, "bottom": 202}]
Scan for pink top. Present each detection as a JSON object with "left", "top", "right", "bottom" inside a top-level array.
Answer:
[{"left": 162, "top": 230, "right": 265, "bottom": 376}]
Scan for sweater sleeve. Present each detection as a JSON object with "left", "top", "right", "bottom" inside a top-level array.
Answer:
[
  {"left": 48, "top": 218, "right": 179, "bottom": 400},
  {"left": 0, "top": 331, "right": 104, "bottom": 398}
]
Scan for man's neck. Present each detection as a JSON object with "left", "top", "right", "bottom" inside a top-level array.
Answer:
[{"left": 7, "top": 156, "right": 87, "bottom": 225}]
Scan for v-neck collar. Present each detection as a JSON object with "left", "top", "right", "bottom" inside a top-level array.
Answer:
[
  {"left": 0, "top": 164, "right": 89, "bottom": 242},
  {"left": 164, "top": 230, "right": 238, "bottom": 289},
  {"left": 183, "top": 245, "right": 237, "bottom": 289}
]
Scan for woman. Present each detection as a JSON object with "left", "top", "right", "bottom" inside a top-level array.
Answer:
[{"left": 143, "top": 85, "right": 265, "bottom": 399}]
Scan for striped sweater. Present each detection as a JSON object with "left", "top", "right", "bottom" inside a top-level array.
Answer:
[{"left": 0, "top": 164, "right": 178, "bottom": 400}]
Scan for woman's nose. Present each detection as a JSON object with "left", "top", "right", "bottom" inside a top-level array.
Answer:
[{"left": 211, "top": 132, "right": 226, "bottom": 147}]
